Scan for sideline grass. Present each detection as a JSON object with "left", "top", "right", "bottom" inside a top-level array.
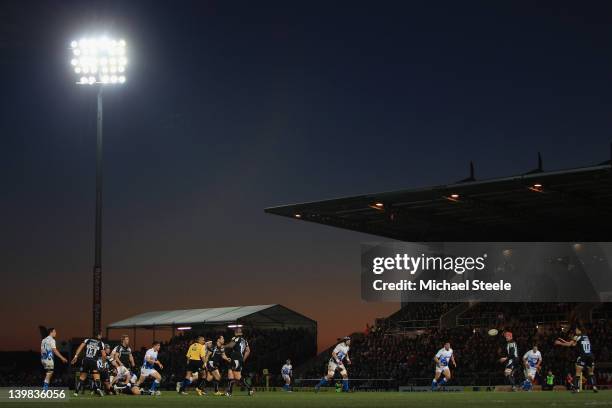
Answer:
[{"left": 11, "top": 390, "right": 612, "bottom": 408}]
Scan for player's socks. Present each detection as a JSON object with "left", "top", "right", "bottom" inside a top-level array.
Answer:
[
  {"left": 180, "top": 378, "right": 191, "bottom": 392},
  {"left": 43, "top": 381, "right": 49, "bottom": 391},
  {"left": 227, "top": 379, "right": 235, "bottom": 395},
  {"left": 438, "top": 378, "right": 447, "bottom": 386},
  {"left": 431, "top": 379, "right": 437, "bottom": 390},
  {"left": 93, "top": 379, "right": 103, "bottom": 396},
  {"left": 573, "top": 376, "right": 580, "bottom": 391},
  {"left": 240, "top": 377, "right": 251, "bottom": 391},
  {"left": 589, "top": 375, "right": 598, "bottom": 392},
  {"left": 213, "top": 380, "right": 219, "bottom": 393},
  {"left": 342, "top": 379, "right": 349, "bottom": 392},
  {"left": 150, "top": 380, "right": 160, "bottom": 393},
  {"left": 316, "top": 377, "right": 328, "bottom": 388},
  {"left": 76, "top": 379, "right": 85, "bottom": 394}
]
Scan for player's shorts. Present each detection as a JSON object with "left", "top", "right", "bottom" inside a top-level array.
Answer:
[
  {"left": 100, "top": 370, "right": 110, "bottom": 381},
  {"left": 230, "top": 358, "right": 243, "bottom": 372},
  {"left": 327, "top": 360, "right": 346, "bottom": 373},
  {"left": 282, "top": 374, "right": 291, "bottom": 383},
  {"left": 41, "top": 359, "right": 54, "bottom": 372},
  {"left": 115, "top": 383, "right": 136, "bottom": 395},
  {"left": 435, "top": 365, "right": 450, "bottom": 374},
  {"left": 577, "top": 355, "right": 595, "bottom": 369},
  {"left": 140, "top": 367, "right": 159, "bottom": 378},
  {"left": 525, "top": 367, "right": 537, "bottom": 378},
  {"left": 207, "top": 360, "right": 220, "bottom": 372},
  {"left": 116, "top": 366, "right": 130, "bottom": 378},
  {"left": 187, "top": 360, "right": 202, "bottom": 372},
  {"left": 81, "top": 358, "right": 98, "bottom": 373},
  {"left": 123, "top": 386, "right": 136, "bottom": 395}
]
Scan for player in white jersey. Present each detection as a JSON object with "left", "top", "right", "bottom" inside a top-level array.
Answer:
[
  {"left": 522, "top": 345, "right": 542, "bottom": 391},
  {"left": 281, "top": 359, "right": 293, "bottom": 392},
  {"left": 112, "top": 365, "right": 131, "bottom": 385},
  {"left": 111, "top": 367, "right": 141, "bottom": 395},
  {"left": 431, "top": 342, "right": 456, "bottom": 391},
  {"left": 136, "top": 341, "right": 163, "bottom": 395},
  {"left": 315, "top": 337, "right": 351, "bottom": 393},
  {"left": 40, "top": 328, "right": 68, "bottom": 391}
]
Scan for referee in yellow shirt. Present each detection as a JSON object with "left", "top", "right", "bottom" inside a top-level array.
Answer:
[{"left": 177, "top": 336, "right": 206, "bottom": 395}]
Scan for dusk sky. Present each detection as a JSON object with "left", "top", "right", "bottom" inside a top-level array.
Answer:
[{"left": 2, "top": 0, "right": 612, "bottom": 351}]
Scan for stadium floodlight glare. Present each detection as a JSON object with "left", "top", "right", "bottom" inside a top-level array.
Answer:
[
  {"left": 176, "top": 326, "right": 192, "bottom": 331},
  {"left": 228, "top": 324, "right": 244, "bottom": 329},
  {"left": 70, "top": 36, "right": 127, "bottom": 85}
]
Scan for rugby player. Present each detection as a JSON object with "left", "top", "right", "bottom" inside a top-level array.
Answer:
[
  {"left": 522, "top": 344, "right": 542, "bottom": 391},
  {"left": 203, "top": 335, "right": 231, "bottom": 396},
  {"left": 315, "top": 336, "right": 352, "bottom": 393},
  {"left": 40, "top": 328, "right": 68, "bottom": 391},
  {"left": 224, "top": 327, "right": 253, "bottom": 396},
  {"left": 555, "top": 326, "right": 598, "bottom": 393},
  {"left": 431, "top": 342, "right": 456, "bottom": 391},
  {"left": 177, "top": 336, "right": 206, "bottom": 395},
  {"left": 136, "top": 341, "right": 164, "bottom": 395},
  {"left": 71, "top": 332, "right": 106, "bottom": 396},
  {"left": 97, "top": 344, "right": 114, "bottom": 395},
  {"left": 112, "top": 366, "right": 142, "bottom": 395},
  {"left": 498, "top": 331, "right": 518, "bottom": 391},
  {"left": 281, "top": 359, "right": 293, "bottom": 392},
  {"left": 111, "top": 334, "right": 135, "bottom": 371}
]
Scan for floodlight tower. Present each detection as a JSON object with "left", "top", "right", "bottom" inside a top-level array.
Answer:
[{"left": 70, "top": 37, "right": 127, "bottom": 336}]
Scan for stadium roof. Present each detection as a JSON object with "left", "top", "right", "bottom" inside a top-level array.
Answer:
[
  {"left": 265, "top": 161, "right": 612, "bottom": 241},
  {"left": 107, "top": 304, "right": 316, "bottom": 330}
]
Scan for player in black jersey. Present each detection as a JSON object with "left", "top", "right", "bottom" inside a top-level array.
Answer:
[
  {"left": 71, "top": 332, "right": 106, "bottom": 397},
  {"left": 555, "top": 326, "right": 598, "bottom": 393},
  {"left": 224, "top": 326, "right": 253, "bottom": 396},
  {"left": 111, "top": 334, "right": 135, "bottom": 371},
  {"left": 498, "top": 331, "right": 518, "bottom": 391},
  {"left": 201, "top": 335, "right": 231, "bottom": 396},
  {"left": 97, "top": 344, "right": 114, "bottom": 395}
]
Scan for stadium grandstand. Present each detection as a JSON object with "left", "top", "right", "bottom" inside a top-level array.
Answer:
[
  {"left": 265, "top": 157, "right": 612, "bottom": 242},
  {"left": 106, "top": 304, "right": 316, "bottom": 339},
  {"left": 266, "top": 155, "right": 612, "bottom": 390}
]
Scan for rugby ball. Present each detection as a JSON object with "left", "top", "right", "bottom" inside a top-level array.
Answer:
[{"left": 488, "top": 329, "right": 499, "bottom": 336}]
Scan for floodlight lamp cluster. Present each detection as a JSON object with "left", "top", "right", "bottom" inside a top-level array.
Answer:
[{"left": 70, "top": 37, "right": 127, "bottom": 85}]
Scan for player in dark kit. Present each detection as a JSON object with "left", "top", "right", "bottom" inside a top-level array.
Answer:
[
  {"left": 97, "top": 344, "right": 114, "bottom": 395},
  {"left": 498, "top": 331, "right": 518, "bottom": 391},
  {"left": 202, "top": 335, "right": 231, "bottom": 396},
  {"left": 224, "top": 326, "right": 253, "bottom": 396},
  {"left": 71, "top": 332, "right": 106, "bottom": 397},
  {"left": 555, "top": 326, "right": 598, "bottom": 393},
  {"left": 111, "top": 334, "right": 135, "bottom": 371}
]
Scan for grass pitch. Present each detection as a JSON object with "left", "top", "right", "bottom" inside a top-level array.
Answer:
[{"left": 14, "top": 390, "right": 612, "bottom": 408}]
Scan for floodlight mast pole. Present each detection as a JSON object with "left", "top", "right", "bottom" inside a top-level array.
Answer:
[
  {"left": 72, "top": 37, "right": 126, "bottom": 337},
  {"left": 93, "top": 86, "right": 103, "bottom": 337}
]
